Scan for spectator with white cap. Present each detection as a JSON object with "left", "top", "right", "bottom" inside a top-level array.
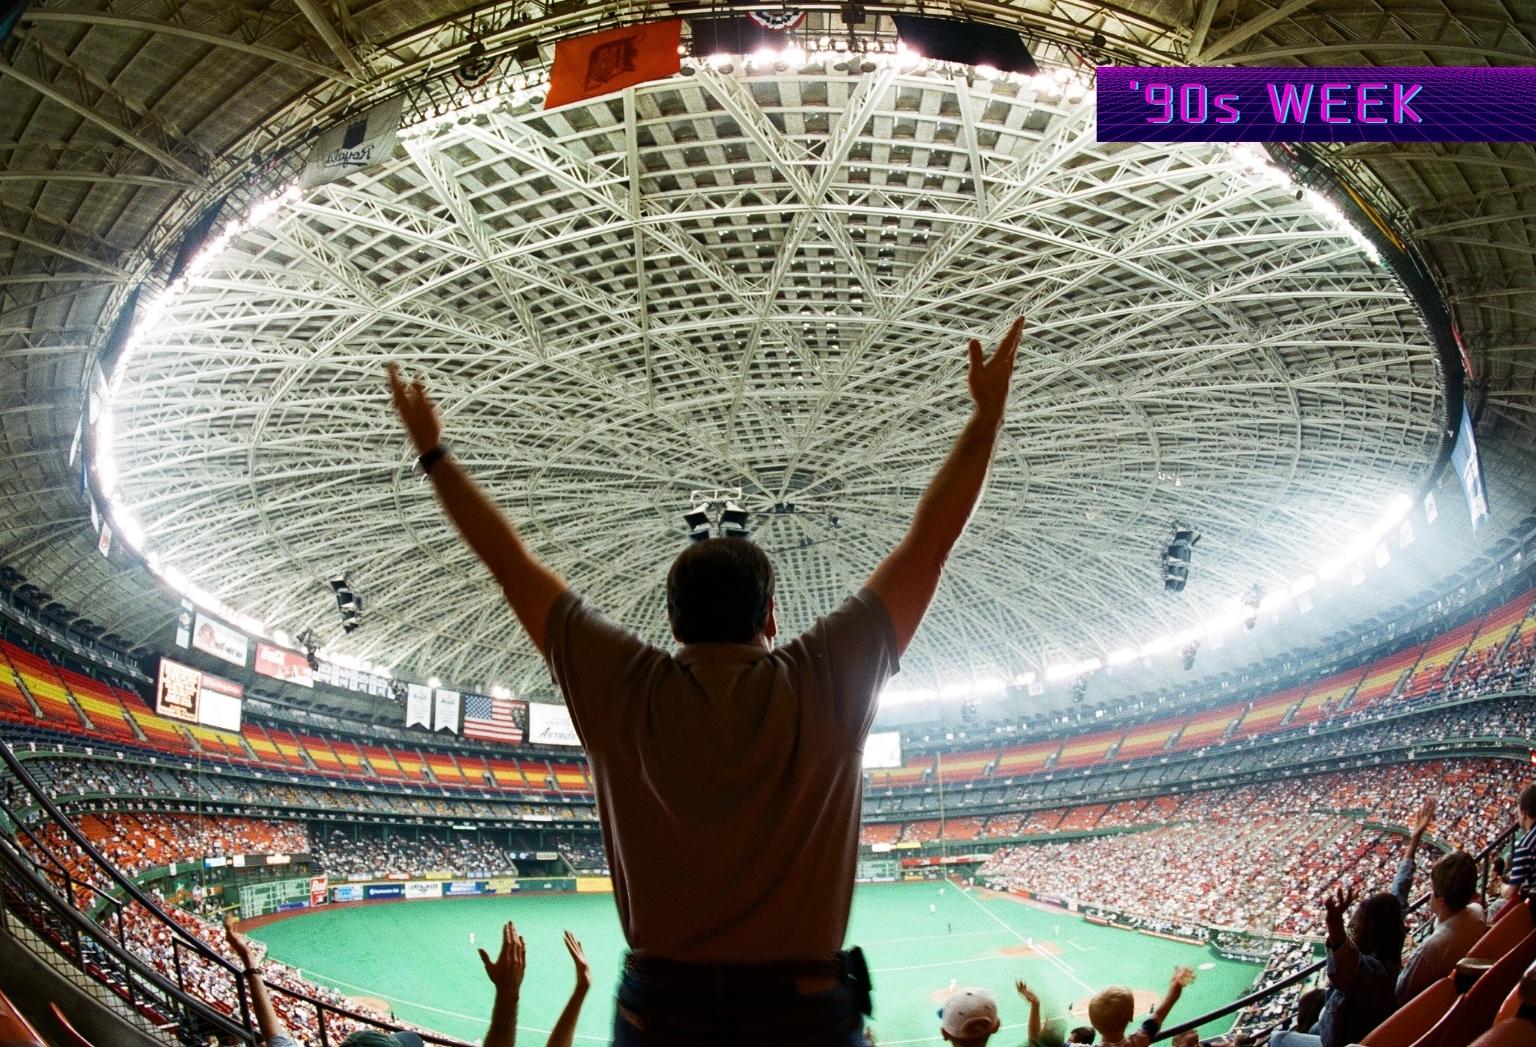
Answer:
[{"left": 940, "top": 987, "right": 1002, "bottom": 1046}]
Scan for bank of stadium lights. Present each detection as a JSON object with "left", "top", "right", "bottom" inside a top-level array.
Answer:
[{"left": 1227, "top": 144, "right": 1382, "bottom": 264}]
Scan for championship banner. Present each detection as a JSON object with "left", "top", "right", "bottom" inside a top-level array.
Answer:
[
  {"left": 405, "top": 683, "right": 432, "bottom": 729},
  {"left": 255, "top": 642, "right": 314, "bottom": 688},
  {"left": 192, "top": 612, "right": 248, "bottom": 667},
  {"left": 528, "top": 702, "right": 581, "bottom": 747},
  {"left": 301, "top": 94, "right": 404, "bottom": 189},
  {"left": 433, "top": 688, "right": 461, "bottom": 734},
  {"left": 545, "top": 19, "right": 681, "bottom": 110},
  {"left": 156, "top": 657, "right": 202, "bottom": 723}
]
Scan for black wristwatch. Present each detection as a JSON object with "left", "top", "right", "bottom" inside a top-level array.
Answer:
[{"left": 416, "top": 444, "right": 450, "bottom": 476}]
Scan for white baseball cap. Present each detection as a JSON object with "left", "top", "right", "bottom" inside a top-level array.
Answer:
[{"left": 939, "top": 987, "right": 1000, "bottom": 1039}]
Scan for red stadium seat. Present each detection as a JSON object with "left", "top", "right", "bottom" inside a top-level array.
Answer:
[{"left": 1465, "top": 1017, "right": 1536, "bottom": 1047}]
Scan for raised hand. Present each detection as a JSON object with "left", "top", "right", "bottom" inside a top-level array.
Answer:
[
  {"left": 1016, "top": 980, "right": 1039, "bottom": 1005},
  {"left": 224, "top": 914, "right": 257, "bottom": 970},
  {"left": 478, "top": 921, "right": 526, "bottom": 996},
  {"left": 966, "top": 317, "right": 1023, "bottom": 422},
  {"left": 1323, "top": 886, "right": 1357, "bottom": 936},
  {"left": 387, "top": 362, "right": 444, "bottom": 455},
  {"left": 1171, "top": 966, "right": 1196, "bottom": 988},
  {"left": 564, "top": 930, "right": 591, "bottom": 992},
  {"left": 1411, "top": 796, "right": 1436, "bottom": 836}
]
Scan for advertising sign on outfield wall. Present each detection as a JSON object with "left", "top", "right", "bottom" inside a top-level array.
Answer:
[
  {"left": 404, "top": 881, "right": 441, "bottom": 900},
  {"left": 332, "top": 884, "right": 365, "bottom": 902},
  {"left": 445, "top": 881, "right": 486, "bottom": 896},
  {"left": 363, "top": 884, "right": 403, "bottom": 900}
]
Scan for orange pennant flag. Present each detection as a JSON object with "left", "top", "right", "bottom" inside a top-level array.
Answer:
[{"left": 545, "top": 20, "right": 682, "bottom": 110}]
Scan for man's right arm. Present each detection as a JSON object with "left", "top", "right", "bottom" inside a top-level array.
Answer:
[{"left": 866, "top": 319, "right": 1020, "bottom": 655}]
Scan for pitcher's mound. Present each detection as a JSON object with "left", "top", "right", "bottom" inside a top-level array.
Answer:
[{"left": 999, "top": 941, "right": 1064, "bottom": 957}]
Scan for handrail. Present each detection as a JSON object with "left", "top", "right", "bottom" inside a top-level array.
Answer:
[
  {"left": 0, "top": 736, "right": 474, "bottom": 1047},
  {"left": 0, "top": 831, "right": 255, "bottom": 1044},
  {"left": 1152, "top": 820, "right": 1523, "bottom": 1042}
]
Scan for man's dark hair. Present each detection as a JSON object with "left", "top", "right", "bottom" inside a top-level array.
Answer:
[
  {"left": 1069, "top": 1028, "right": 1096, "bottom": 1044},
  {"left": 1431, "top": 851, "right": 1478, "bottom": 911},
  {"left": 1521, "top": 783, "right": 1536, "bottom": 819},
  {"left": 666, "top": 538, "right": 774, "bottom": 644},
  {"left": 1494, "top": 855, "right": 1508, "bottom": 876}
]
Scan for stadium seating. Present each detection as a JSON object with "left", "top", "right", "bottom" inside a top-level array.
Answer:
[
  {"left": 1422, "top": 928, "right": 1536, "bottom": 1047},
  {"left": 1230, "top": 684, "right": 1307, "bottom": 738},
  {"left": 47, "top": 1002, "right": 98, "bottom": 1047},
  {"left": 1361, "top": 977, "right": 1457, "bottom": 1046},
  {"left": 1053, "top": 728, "right": 1119, "bottom": 769}
]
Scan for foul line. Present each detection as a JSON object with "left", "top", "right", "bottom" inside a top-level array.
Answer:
[{"left": 950, "top": 881, "right": 1093, "bottom": 994}]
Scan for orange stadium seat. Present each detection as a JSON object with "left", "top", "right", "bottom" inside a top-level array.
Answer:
[
  {"left": 0, "top": 988, "right": 47, "bottom": 1047},
  {"left": 1348, "top": 647, "right": 1424, "bottom": 712},
  {"left": 48, "top": 1002, "right": 98, "bottom": 1047},
  {"left": 1171, "top": 702, "right": 1244, "bottom": 749},
  {"left": 298, "top": 734, "right": 345, "bottom": 775},
  {"left": 1117, "top": 721, "right": 1180, "bottom": 760},
  {"left": 391, "top": 747, "right": 428, "bottom": 781},
  {"left": 869, "top": 754, "right": 933, "bottom": 789},
  {"left": 1466, "top": 902, "right": 1535, "bottom": 963},
  {"left": 1362, "top": 977, "right": 1457, "bottom": 1046},
  {"left": 265, "top": 726, "right": 309, "bottom": 767},
  {"left": 330, "top": 740, "right": 369, "bottom": 778},
  {"left": 362, "top": 744, "right": 405, "bottom": 779},
  {"left": 1054, "top": 728, "right": 1120, "bottom": 769},
  {"left": 1422, "top": 928, "right": 1536, "bottom": 1047},
  {"left": 423, "top": 752, "right": 464, "bottom": 785},
  {"left": 3, "top": 641, "right": 84, "bottom": 728},
  {"left": 488, "top": 758, "right": 524, "bottom": 789},
  {"left": 995, "top": 741, "right": 1059, "bottom": 776},
  {"left": 1401, "top": 622, "right": 1481, "bottom": 701},
  {"left": 1231, "top": 685, "right": 1309, "bottom": 738},
  {"left": 1291, "top": 668, "right": 1368, "bottom": 726}
]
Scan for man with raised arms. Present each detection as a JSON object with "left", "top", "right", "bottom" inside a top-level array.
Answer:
[{"left": 388, "top": 317, "right": 1021, "bottom": 1044}]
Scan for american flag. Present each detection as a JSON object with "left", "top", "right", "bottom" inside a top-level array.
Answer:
[{"left": 463, "top": 694, "right": 524, "bottom": 743}]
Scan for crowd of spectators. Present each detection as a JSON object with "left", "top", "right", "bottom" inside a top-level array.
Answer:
[{"left": 311, "top": 828, "right": 521, "bottom": 878}]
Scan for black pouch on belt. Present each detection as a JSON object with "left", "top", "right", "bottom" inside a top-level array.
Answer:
[{"left": 840, "top": 945, "right": 873, "bottom": 1016}]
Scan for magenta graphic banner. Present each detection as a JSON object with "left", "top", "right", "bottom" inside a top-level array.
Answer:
[{"left": 1096, "top": 67, "right": 1536, "bottom": 143}]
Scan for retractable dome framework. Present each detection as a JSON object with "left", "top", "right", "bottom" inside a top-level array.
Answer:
[{"left": 101, "top": 61, "right": 1443, "bottom": 691}]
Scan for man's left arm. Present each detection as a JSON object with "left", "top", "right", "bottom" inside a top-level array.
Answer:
[{"left": 389, "top": 365, "right": 565, "bottom": 654}]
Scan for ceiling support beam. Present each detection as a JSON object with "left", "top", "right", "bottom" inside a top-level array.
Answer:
[
  {"left": 291, "top": 0, "right": 369, "bottom": 83},
  {"left": 0, "top": 59, "right": 201, "bottom": 181}
]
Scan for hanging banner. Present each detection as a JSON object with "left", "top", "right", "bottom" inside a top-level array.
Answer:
[
  {"left": 405, "top": 684, "right": 432, "bottom": 729},
  {"left": 528, "top": 702, "right": 581, "bottom": 747},
  {"left": 433, "top": 688, "right": 461, "bottom": 734},
  {"left": 301, "top": 94, "right": 404, "bottom": 189},
  {"left": 254, "top": 642, "right": 314, "bottom": 688},
  {"left": 193, "top": 612, "right": 248, "bottom": 667}
]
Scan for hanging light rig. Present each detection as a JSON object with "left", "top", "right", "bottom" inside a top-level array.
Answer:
[{"left": 682, "top": 489, "right": 751, "bottom": 541}]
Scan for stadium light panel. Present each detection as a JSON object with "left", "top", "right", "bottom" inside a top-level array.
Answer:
[{"left": 428, "top": 676, "right": 442, "bottom": 689}]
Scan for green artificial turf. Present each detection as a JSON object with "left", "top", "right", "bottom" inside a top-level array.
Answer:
[{"left": 248, "top": 881, "right": 1259, "bottom": 1045}]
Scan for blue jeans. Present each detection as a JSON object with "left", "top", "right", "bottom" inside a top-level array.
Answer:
[
  {"left": 611, "top": 967, "right": 866, "bottom": 1046},
  {"left": 1268, "top": 1031, "right": 1322, "bottom": 1047}
]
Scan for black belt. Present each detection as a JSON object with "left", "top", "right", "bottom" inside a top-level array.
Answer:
[{"left": 624, "top": 946, "right": 873, "bottom": 1015}]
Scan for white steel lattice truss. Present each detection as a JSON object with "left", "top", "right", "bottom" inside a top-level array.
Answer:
[{"left": 105, "top": 65, "right": 1442, "bottom": 695}]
